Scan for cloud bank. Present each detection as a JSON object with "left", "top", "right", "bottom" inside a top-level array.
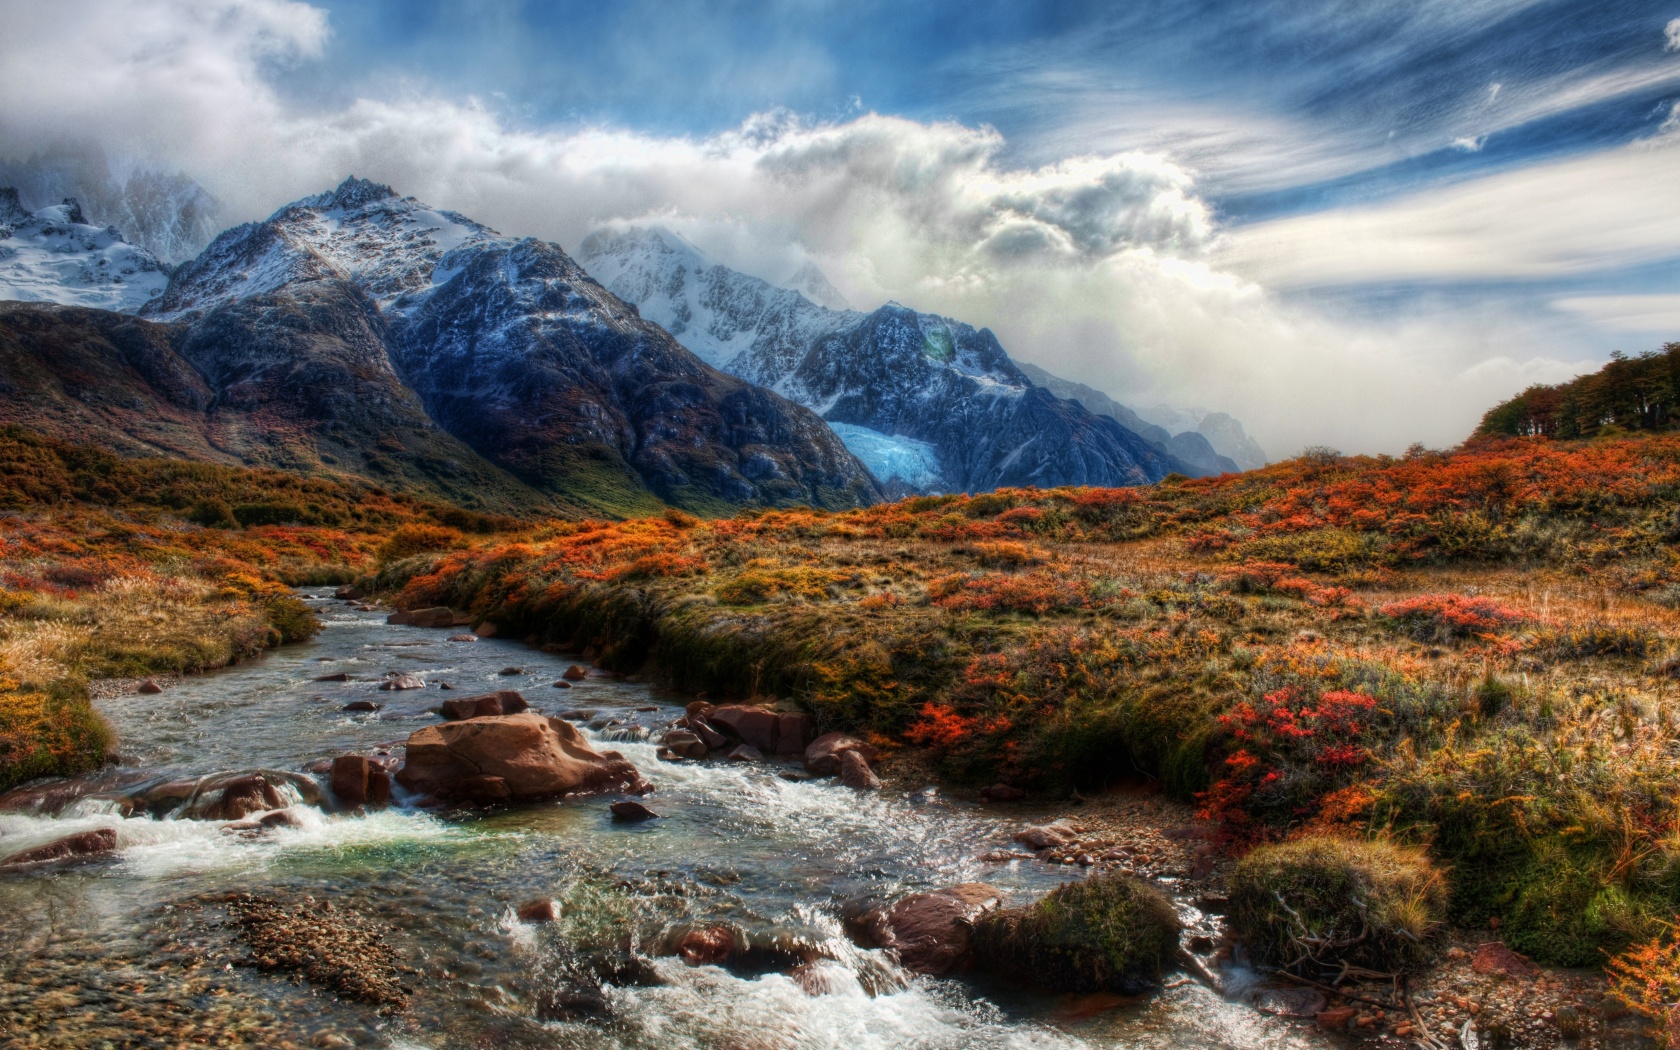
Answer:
[{"left": 0, "top": 0, "right": 1632, "bottom": 455}]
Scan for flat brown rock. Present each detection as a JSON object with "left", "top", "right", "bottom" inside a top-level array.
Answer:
[{"left": 395, "top": 712, "right": 648, "bottom": 803}]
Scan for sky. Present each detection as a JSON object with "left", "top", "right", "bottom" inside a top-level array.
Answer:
[{"left": 2, "top": 0, "right": 1678, "bottom": 455}]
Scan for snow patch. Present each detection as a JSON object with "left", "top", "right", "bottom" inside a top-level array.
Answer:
[{"left": 0, "top": 193, "right": 169, "bottom": 313}]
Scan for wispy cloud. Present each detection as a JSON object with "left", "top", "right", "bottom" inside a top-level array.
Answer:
[
  {"left": 1217, "top": 133, "right": 1680, "bottom": 286},
  {"left": 1554, "top": 294, "right": 1680, "bottom": 333}
]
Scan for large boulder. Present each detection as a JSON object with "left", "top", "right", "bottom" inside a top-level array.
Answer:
[
  {"left": 804, "top": 732, "right": 873, "bottom": 776},
  {"left": 0, "top": 827, "right": 119, "bottom": 869},
  {"left": 846, "top": 883, "right": 1003, "bottom": 975},
  {"left": 439, "top": 690, "right": 530, "bottom": 721},
  {"left": 396, "top": 712, "right": 648, "bottom": 803},
  {"left": 708, "top": 705, "right": 814, "bottom": 755}
]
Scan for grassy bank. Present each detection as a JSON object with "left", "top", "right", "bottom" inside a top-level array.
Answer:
[
  {"left": 374, "top": 434, "right": 1680, "bottom": 971},
  {"left": 0, "top": 428, "right": 524, "bottom": 792}
]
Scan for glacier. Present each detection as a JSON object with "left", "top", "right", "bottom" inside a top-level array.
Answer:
[{"left": 827, "top": 422, "right": 943, "bottom": 489}]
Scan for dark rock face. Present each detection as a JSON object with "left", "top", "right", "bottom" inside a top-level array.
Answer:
[
  {"left": 0, "top": 300, "right": 546, "bottom": 514},
  {"left": 791, "top": 306, "right": 1178, "bottom": 491},
  {"left": 388, "top": 238, "right": 880, "bottom": 513},
  {"left": 1014, "top": 360, "right": 1245, "bottom": 477}
]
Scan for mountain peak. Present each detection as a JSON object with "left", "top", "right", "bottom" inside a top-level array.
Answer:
[
  {"left": 302, "top": 176, "right": 398, "bottom": 212},
  {"left": 783, "top": 259, "right": 849, "bottom": 311}
]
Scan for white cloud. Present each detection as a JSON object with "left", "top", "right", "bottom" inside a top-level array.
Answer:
[
  {"left": 1553, "top": 294, "right": 1680, "bottom": 333},
  {"left": 1667, "top": 18, "right": 1680, "bottom": 52},
  {"left": 0, "top": 0, "right": 1638, "bottom": 455},
  {"left": 1218, "top": 133, "right": 1680, "bottom": 287}
]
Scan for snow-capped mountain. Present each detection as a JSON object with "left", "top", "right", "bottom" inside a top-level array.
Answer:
[
  {"left": 0, "top": 189, "right": 169, "bottom": 312},
  {"left": 0, "top": 152, "right": 222, "bottom": 265},
  {"left": 580, "top": 226, "right": 1187, "bottom": 491},
  {"left": 138, "top": 178, "right": 881, "bottom": 514}
]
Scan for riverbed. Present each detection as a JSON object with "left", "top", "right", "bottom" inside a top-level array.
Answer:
[{"left": 0, "top": 590, "right": 1335, "bottom": 1049}]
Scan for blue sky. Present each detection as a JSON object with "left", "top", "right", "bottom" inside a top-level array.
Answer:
[
  {"left": 3, "top": 0, "right": 1678, "bottom": 452},
  {"left": 297, "top": 0, "right": 1680, "bottom": 218}
]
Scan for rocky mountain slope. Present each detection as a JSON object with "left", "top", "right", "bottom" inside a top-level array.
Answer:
[
  {"left": 0, "top": 190, "right": 169, "bottom": 313},
  {"left": 580, "top": 227, "right": 1190, "bottom": 492},
  {"left": 136, "top": 178, "right": 881, "bottom": 514},
  {"left": 0, "top": 295, "right": 553, "bottom": 514}
]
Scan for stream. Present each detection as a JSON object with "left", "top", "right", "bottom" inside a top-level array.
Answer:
[{"left": 0, "top": 590, "right": 1337, "bottom": 1049}]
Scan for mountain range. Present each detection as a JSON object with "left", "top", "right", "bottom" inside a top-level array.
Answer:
[
  {"left": 580, "top": 227, "right": 1264, "bottom": 490},
  {"left": 0, "top": 174, "right": 1265, "bottom": 517}
]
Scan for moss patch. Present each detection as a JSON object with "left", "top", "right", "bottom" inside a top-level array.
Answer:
[{"left": 973, "top": 874, "right": 1181, "bottom": 993}]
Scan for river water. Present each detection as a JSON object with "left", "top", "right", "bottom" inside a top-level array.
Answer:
[{"left": 0, "top": 590, "right": 1335, "bottom": 1049}]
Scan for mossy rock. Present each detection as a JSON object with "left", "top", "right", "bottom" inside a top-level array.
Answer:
[
  {"left": 1229, "top": 835, "right": 1446, "bottom": 973},
  {"left": 973, "top": 873, "right": 1180, "bottom": 992}
]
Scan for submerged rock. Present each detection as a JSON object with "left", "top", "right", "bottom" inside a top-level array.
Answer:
[
  {"left": 0, "top": 827, "right": 119, "bottom": 868},
  {"left": 341, "top": 700, "right": 381, "bottom": 712},
  {"left": 167, "top": 770, "right": 323, "bottom": 820},
  {"left": 395, "top": 713, "right": 648, "bottom": 803},
  {"left": 379, "top": 673, "right": 425, "bottom": 691},
  {"left": 610, "top": 800, "right": 659, "bottom": 822},
  {"left": 561, "top": 665, "right": 588, "bottom": 681},
  {"left": 137, "top": 678, "right": 164, "bottom": 694},
  {"left": 225, "top": 893, "right": 410, "bottom": 1008},
  {"left": 313, "top": 672, "right": 351, "bottom": 682},
  {"left": 845, "top": 883, "right": 1003, "bottom": 975}
]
